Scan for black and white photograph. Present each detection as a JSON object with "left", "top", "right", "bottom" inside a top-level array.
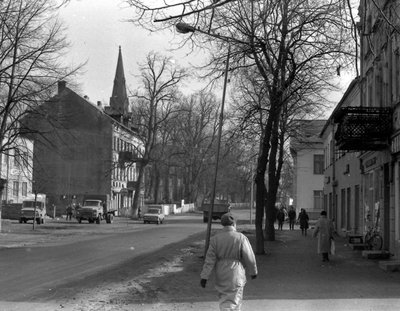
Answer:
[{"left": 1, "top": 0, "right": 400, "bottom": 310}]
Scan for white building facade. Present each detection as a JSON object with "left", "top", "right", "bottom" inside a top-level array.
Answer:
[
  {"left": 290, "top": 120, "right": 326, "bottom": 219},
  {"left": 1, "top": 138, "right": 33, "bottom": 204}
]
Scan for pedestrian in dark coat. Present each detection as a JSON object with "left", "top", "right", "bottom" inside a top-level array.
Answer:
[
  {"left": 298, "top": 208, "right": 309, "bottom": 236},
  {"left": 288, "top": 206, "right": 296, "bottom": 230},
  {"left": 66, "top": 205, "right": 73, "bottom": 221},
  {"left": 276, "top": 208, "right": 285, "bottom": 230},
  {"left": 313, "top": 210, "right": 334, "bottom": 262}
]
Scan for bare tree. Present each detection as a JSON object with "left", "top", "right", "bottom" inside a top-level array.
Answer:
[
  {"left": 130, "top": 52, "right": 187, "bottom": 217},
  {"left": 0, "top": 0, "right": 81, "bottom": 231},
  {"left": 170, "top": 91, "right": 220, "bottom": 204},
  {"left": 126, "top": 0, "right": 355, "bottom": 253}
]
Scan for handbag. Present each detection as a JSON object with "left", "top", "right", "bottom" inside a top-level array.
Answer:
[{"left": 330, "top": 239, "right": 335, "bottom": 255}]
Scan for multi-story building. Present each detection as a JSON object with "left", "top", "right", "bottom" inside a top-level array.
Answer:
[
  {"left": 0, "top": 138, "right": 33, "bottom": 204},
  {"left": 321, "top": 78, "right": 362, "bottom": 236},
  {"left": 290, "top": 120, "right": 326, "bottom": 220},
  {"left": 21, "top": 47, "right": 143, "bottom": 216},
  {"left": 331, "top": 1, "right": 397, "bottom": 254}
]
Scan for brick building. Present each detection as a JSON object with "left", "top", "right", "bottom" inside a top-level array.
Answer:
[{"left": 22, "top": 47, "right": 143, "bottom": 216}]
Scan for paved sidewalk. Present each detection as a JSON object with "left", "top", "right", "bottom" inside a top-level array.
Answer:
[{"left": 127, "top": 225, "right": 400, "bottom": 311}]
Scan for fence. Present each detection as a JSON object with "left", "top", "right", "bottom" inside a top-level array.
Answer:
[{"left": 143, "top": 201, "right": 195, "bottom": 215}]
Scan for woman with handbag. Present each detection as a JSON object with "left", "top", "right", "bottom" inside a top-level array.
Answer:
[{"left": 313, "top": 210, "right": 335, "bottom": 262}]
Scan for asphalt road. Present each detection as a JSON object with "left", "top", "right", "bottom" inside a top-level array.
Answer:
[{"left": 0, "top": 213, "right": 210, "bottom": 302}]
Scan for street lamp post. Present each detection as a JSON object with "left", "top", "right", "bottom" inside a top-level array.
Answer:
[{"left": 176, "top": 22, "right": 230, "bottom": 257}]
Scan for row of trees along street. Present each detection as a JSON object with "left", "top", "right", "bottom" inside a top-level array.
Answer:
[
  {"left": 0, "top": 0, "right": 360, "bottom": 257},
  {"left": 129, "top": 52, "right": 261, "bottom": 217},
  {"left": 126, "top": 0, "right": 358, "bottom": 254},
  {"left": 0, "top": 1, "right": 260, "bottom": 230}
]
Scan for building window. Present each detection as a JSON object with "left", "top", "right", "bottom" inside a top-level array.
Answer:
[
  {"left": 314, "top": 190, "right": 323, "bottom": 210},
  {"left": 22, "top": 182, "right": 27, "bottom": 197},
  {"left": 341, "top": 188, "right": 346, "bottom": 229},
  {"left": 313, "top": 154, "right": 324, "bottom": 174},
  {"left": 13, "top": 181, "right": 19, "bottom": 197},
  {"left": 14, "top": 149, "right": 21, "bottom": 168}
]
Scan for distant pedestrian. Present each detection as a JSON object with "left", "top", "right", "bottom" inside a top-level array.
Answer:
[
  {"left": 313, "top": 210, "right": 334, "bottom": 262},
  {"left": 288, "top": 206, "right": 296, "bottom": 230},
  {"left": 298, "top": 208, "right": 309, "bottom": 236},
  {"left": 276, "top": 208, "right": 285, "bottom": 230},
  {"left": 66, "top": 205, "right": 73, "bottom": 221},
  {"left": 200, "top": 213, "right": 258, "bottom": 311}
]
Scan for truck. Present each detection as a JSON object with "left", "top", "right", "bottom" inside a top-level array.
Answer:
[
  {"left": 75, "top": 194, "right": 115, "bottom": 224},
  {"left": 19, "top": 194, "right": 47, "bottom": 224},
  {"left": 199, "top": 200, "right": 230, "bottom": 223}
]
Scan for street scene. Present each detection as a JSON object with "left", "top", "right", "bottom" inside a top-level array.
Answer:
[
  {"left": 1, "top": 0, "right": 400, "bottom": 311},
  {"left": 1, "top": 210, "right": 400, "bottom": 311}
]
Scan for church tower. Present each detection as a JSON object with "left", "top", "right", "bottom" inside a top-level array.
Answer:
[{"left": 109, "top": 46, "right": 129, "bottom": 118}]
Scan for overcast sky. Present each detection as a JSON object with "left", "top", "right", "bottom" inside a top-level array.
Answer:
[
  {"left": 59, "top": 0, "right": 206, "bottom": 105},
  {"left": 59, "top": 0, "right": 354, "bottom": 112}
]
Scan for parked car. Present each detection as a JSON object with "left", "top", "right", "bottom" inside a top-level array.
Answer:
[{"left": 143, "top": 208, "right": 165, "bottom": 224}]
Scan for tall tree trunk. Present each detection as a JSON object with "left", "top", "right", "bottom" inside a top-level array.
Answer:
[
  {"left": 265, "top": 116, "right": 280, "bottom": 240},
  {"left": 255, "top": 172, "right": 266, "bottom": 255},
  {"left": 153, "top": 167, "right": 160, "bottom": 203},
  {"left": 132, "top": 161, "right": 146, "bottom": 218}
]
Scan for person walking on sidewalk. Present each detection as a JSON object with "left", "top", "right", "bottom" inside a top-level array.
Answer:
[
  {"left": 313, "top": 210, "right": 335, "bottom": 262},
  {"left": 298, "top": 208, "right": 309, "bottom": 236},
  {"left": 276, "top": 208, "right": 285, "bottom": 230},
  {"left": 200, "top": 213, "right": 258, "bottom": 311},
  {"left": 288, "top": 206, "right": 296, "bottom": 230}
]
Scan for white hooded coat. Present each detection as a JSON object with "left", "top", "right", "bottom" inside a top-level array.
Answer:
[{"left": 200, "top": 226, "right": 257, "bottom": 310}]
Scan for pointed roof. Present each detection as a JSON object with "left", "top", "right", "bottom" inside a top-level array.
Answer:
[{"left": 110, "top": 46, "right": 129, "bottom": 115}]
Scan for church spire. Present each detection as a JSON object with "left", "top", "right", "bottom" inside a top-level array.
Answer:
[{"left": 110, "top": 46, "right": 129, "bottom": 116}]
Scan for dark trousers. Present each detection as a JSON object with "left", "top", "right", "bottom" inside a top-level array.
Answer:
[
  {"left": 289, "top": 220, "right": 295, "bottom": 230},
  {"left": 322, "top": 252, "right": 329, "bottom": 262}
]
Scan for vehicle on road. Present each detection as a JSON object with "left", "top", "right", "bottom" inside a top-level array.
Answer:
[
  {"left": 143, "top": 208, "right": 165, "bottom": 224},
  {"left": 199, "top": 200, "right": 230, "bottom": 223},
  {"left": 76, "top": 195, "right": 115, "bottom": 224},
  {"left": 19, "top": 194, "right": 47, "bottom": 224}
]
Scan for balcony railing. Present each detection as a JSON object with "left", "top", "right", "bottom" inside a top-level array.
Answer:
[
  {"left": 118, "top": 151, "right": 142, "bottom": 167},
  {"left": 333, "top": 107, "right": 392, "bottom": 151}
]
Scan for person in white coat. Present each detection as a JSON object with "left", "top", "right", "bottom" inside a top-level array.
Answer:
[
  {"left": 313, "top": 210, "right": 335, "bottom": 262},
  {"left": 200, "top": 213, "right": 258, "bottom": 311}
]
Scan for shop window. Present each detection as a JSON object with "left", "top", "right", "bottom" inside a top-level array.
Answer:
[{"left": 341, "top": 188, "right": 346, "bottom": 229}]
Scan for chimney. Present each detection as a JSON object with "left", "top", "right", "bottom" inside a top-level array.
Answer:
[
  {"left": 97, "top": 101, "right": 102, "bottom": 109},
  {"left": 58, "top": 80, "right": 66, "bottom": 94}
]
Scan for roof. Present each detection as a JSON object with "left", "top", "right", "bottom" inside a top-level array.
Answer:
[
  {"left": 109, "top": 46, "right": 129, "bottom": 116},
  {"left": 290, "top": 119, "right": 326, "bottom": 151}
]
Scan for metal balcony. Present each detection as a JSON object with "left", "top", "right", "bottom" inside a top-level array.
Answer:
[{"left": 333, "top": 107, "right": 392, "bottom": 151}]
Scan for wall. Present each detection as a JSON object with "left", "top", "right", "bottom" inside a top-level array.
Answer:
[
  {"left": 295, "top": 149, "right": 324, "bottom": 215},
  {"left": 30, "top": 89, "right": 113, "bottom": 214}
]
